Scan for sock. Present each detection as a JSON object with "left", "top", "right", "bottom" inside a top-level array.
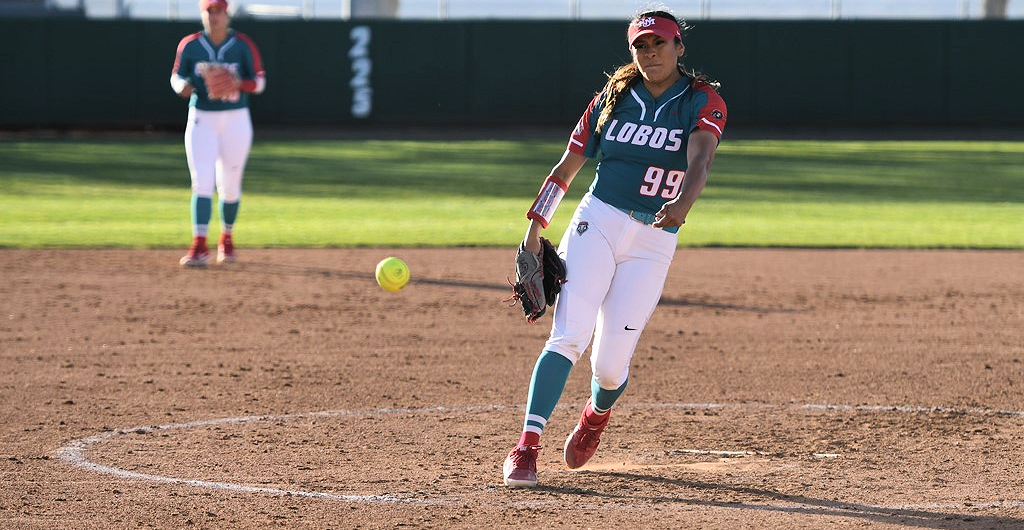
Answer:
[
  {"left": 220, "top": 199, "right": 239, "bottom": 233},
  {"left": 191, "top": 195, "right": 212, "bottom": 238},
  {"left": 517, "top": 350, "right": 573, "bottom": 447},
  {"left": 589, "top": 378, "right": 627, "bottom": 421}
]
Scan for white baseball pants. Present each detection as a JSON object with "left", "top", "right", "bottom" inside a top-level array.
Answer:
[
  {"left": 544, "top": 193, "right": 678, "bottom": 390},
  {"left": 184, "top": 107, "right": 253, "bottom": 202}
]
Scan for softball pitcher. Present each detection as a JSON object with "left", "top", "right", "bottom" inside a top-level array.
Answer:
[
  {"left": 503, "top": 10, "right": 727, "bottom": 487},
  {"left": 170, "top": 0, "right": 265, "bottom": 267}
]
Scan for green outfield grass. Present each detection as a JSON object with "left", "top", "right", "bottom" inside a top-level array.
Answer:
[{"left": 1, "top": 136, "right": 1021, "bottom": 248}]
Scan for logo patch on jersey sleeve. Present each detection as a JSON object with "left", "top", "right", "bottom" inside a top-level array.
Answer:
[
  {"left": 576, "top": 221, "right": 589, "bottom": 236},
  {"left": 712, "top": 110, "right": 724, "bottom": 120}
]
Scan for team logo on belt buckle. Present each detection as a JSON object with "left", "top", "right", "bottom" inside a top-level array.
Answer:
[{"left": 576, "top": 221, "right": 589, "bottom": 236}]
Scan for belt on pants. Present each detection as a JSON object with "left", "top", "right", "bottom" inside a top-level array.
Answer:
[{"left": 615, "top": 206, "right": 680, "bottom": 234}]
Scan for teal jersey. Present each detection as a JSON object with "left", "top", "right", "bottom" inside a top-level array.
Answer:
[
  {"left": 568, "top": 76, "right": 727, "bottom": 215},
  {"left": 172, "top": 29, "right": 265, "bottom": 111}
]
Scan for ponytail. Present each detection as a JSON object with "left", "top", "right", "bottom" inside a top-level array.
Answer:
[{"left": 595, "top": 63, "right": 642, "bottom": 134}]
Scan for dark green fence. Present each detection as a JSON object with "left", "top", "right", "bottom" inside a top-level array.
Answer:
[{"left": 0, "top": 19, "right": 1020, "bottom": 128}]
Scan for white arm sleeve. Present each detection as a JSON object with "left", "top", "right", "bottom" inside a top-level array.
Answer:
[
  {"left": 252, "top": 72, "right": 266, "bottom": 95},
  {"left": 170, "top": 74, "right": 190, "bottom": 94}
]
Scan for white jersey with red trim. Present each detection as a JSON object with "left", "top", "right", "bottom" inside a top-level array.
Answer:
[{"left": 568, "top": 76, "right": 727, "bottom": 216}]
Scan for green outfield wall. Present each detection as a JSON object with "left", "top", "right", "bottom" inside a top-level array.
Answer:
[{"left": 0, "top": 19, "right": 1021, "bottom": 129}]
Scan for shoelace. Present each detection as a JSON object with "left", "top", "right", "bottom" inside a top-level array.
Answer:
[
  {"left": 511, "top": 445, "right": 541, "bottom": 467},
  {"left": 577, "top": 416, "right": 609, "bottom": 448},
  {"left": 577, "top": 427, "right": 602, "bottom": 449}
]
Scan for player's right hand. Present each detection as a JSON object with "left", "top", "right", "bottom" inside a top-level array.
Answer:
[{"left": 523, "top": 236, "right": 542, "bottom": 257}]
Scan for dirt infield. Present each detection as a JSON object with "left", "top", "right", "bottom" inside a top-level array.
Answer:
[{"left": 2, "top": 248, "right": 1022, "bottom": 529}]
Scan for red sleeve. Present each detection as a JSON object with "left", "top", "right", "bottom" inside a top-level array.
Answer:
[
  {"left": 235, "top": 32, "right": 265, "bottom": 93},
  {"left": 171, "top": 32, "right": 200, "bottom": 77},
  {"left": 567, "top": 93, "right": 603, "bottom": 155},
  {"left": 693, "top": 82, "right": 727, "bottom": 140}
]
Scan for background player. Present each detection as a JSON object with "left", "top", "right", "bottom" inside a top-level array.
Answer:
[
  {"left": 170, "top": 0, "right": 266, "bottom": 267},
  {"left": 503, "top": 9, "right": 728, "bottom": 487}
]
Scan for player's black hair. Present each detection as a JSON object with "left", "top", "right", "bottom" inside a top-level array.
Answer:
[{"left": 595, "top": 10, "right": 720, "bottom": 134}]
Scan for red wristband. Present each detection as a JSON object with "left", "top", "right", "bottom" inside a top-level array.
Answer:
[{"left": 526, "top": 175, "right": 568, "bottom": 228}]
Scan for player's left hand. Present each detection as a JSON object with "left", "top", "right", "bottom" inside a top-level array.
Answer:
[{"left": 653, "top": 201, "right": 686, "bottom": 229}]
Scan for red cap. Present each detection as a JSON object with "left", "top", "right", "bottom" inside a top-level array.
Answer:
[
  {"left": 200, "top": 0, "right": 228, "bottom": 11},
  {"left": 627, "top": 15, "right": 681, "bottom": 47}
]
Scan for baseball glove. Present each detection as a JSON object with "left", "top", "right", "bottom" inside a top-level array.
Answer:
[
  {"left": 203, "top": 66, "right": 239, "bottom": 100},
  {"left": 505, "top": 237, "right": 567, "bottom": 323}
]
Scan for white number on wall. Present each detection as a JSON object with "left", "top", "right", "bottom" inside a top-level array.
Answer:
[{"left": 349, "top": 26, "right": 372, "bottom": 119}]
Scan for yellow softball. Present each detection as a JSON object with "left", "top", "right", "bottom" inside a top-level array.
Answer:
[{"left": 375, "top": 257, "right": 410, "bottom": 292}]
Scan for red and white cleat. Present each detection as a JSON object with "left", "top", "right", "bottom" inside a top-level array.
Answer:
[
  {"left": 563, "top": 400, "right": 610, "bottom": 469},
  {"left": 179, "top": 237, "right": 209, "bottom": 268},
  {"left": 503, "top": 445, "right": 541, "bottom": 488},
  {"left": 217, "top": 233, "right": 235, "bottom": 264}
]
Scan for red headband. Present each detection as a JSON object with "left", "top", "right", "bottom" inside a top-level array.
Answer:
[{"left": 627, "top": 16, "right": 681, "bottom": 47}]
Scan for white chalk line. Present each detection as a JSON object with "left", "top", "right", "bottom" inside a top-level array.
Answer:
[
  {"left": 56, "top": 402, "right": 1024, "bottom": 512},
  {"left": 57, "top": 406, "right": 489, "bottom": 506},
  {"left": 669, "top": 448, "right": 839, "bottom": 458},
  {"left": 802, "top": 403, "right": 1024, "bottom": 417}
]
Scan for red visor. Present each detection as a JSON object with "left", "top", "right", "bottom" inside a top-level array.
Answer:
[
  {"left": 627, "top": 16, "right": 681, "bottom": 47},
  {"left": 200, "top": 0, "right": 228, "bottom": 10}
]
